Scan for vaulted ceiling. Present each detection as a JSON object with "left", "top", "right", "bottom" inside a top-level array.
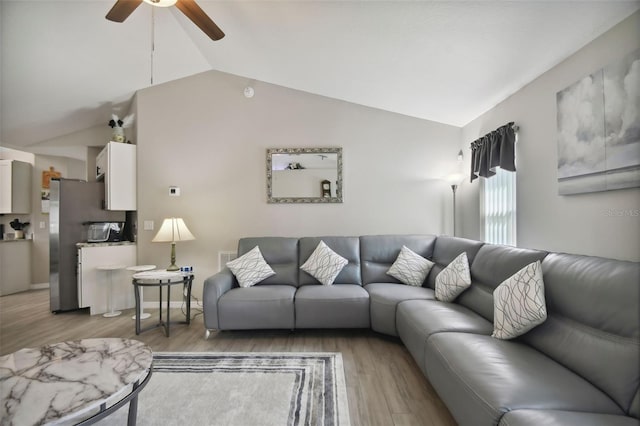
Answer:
[{"left": 2, "top": 1, "right": 638, "bottom": 150}]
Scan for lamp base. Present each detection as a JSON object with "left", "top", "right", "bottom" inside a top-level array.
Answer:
[{"left": 166, "top": 242, "right": 179, "bottom": 271}]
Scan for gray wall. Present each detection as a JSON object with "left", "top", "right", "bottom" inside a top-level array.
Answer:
[
  {"left": 458, "top": 11, "right": 640, "bottom": 261},
  {"left": 135, "top": 70, "right": 462, "bottom": 297}
]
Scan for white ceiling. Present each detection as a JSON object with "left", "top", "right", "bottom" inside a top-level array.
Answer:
[{"left": 1, "top": 1, "right": 638, "bottom": 149}]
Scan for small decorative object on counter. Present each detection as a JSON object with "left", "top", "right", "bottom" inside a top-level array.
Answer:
[
  {"left": 9, "top": 218, "right": 30, "bottom": 239},
  {"left": 108, "top": 113, "right": 134, "bottom": 143}
]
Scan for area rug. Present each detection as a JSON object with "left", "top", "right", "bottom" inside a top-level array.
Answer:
[{"left": 100, "top": 352, "right": 350, "bottom": 426}]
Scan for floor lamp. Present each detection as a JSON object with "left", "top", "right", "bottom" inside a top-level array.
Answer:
[
  {"left": 447, "top": 174, "right": 464, "bottom": 237},
  {"left": 451, "top": 183, "right": 458, "bottom": 237}
]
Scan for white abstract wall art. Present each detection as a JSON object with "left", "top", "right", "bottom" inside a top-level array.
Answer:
[{"left": 556, "top": 48, "right": 640, "bottom": 195}]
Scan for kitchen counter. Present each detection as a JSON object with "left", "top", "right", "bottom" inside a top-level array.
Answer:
[
  {"left": 0, "top": 238, "right": 32, "bottom": 243},
  {"left": 0, "top": 240, "right": 31, "bottom": 296},
  {"left": 77, "top": 243, "right": 137, "bottom": 315},
  {"left": 76, "top": 241, "right": 136, "bottom": 248}
]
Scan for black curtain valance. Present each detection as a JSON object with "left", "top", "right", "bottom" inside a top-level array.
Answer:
[{"left": 470, "top": 122, "right": 516, "bottom": 182}]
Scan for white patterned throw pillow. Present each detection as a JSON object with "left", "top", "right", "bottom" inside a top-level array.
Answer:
[
  {"left": 492, "top": 261, "right": 547, "bottom": 340},
  {"left": 387, "top": 245, "right": 434, "bottom": 287},
  {"left": 226, "top": 246, "right": 276, "bottom": 288},
  {"left": 435, "top": 252, "right": 472, "bottom": 302},
  {"left": 300, "top": 241, "right": 348, "bottom": 286}
]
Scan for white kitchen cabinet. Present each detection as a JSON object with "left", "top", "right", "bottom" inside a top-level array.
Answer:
[
  {"left": 78, "top": 243, "right": 136, "bottom": 315},
  {"left": 0, "top": 160, "right": 32, "bottom": 214},
  {"left": 97, "top": 142, "right": 136, "bottom": 211},
  {"left": 0, "top": 240, "right": 32, "bottom": 296}
]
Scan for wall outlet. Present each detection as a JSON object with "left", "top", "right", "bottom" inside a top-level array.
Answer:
[
  {"left": 169, "top": 186, "right": 180, "bottom": 196},
  {"left": 39, "top": 221, "right": 46, "bottom": 229},
  {"left": 143, "top": 220, "right": 154, "bottom": 231}
]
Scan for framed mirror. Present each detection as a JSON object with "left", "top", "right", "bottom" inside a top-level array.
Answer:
[{"left": 267, "top": 147, "right": 343, "bottom": 203}]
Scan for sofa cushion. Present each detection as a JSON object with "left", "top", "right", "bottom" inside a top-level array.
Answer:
[
  {"left": 522, "top": 253, "right": 640, "bottom": 416},
  {"left": 425, "top": 236, "right": 484, "bottom": 289},
  {"left": 360, "top": 235, "right": 437, "bottom": 285},
  {"left": 435, "top": 252, "right": 471, "bottom": 302},
  {"left": 226, "top": 245, "right": 276, "bottom": 288},
  {"left": 238, "top": 237, "right": 299, "bottom": 286},
  {"left": 387, "top": 245, "right": 434, "bottom": 287},
  {"left": 395, "top": 300, "right": 493, "bottom": 374},
  {"left": 425, "top": 333, "right": 623, "bottom": 426},
  {"left": 498, "top": 409, "right": 640, "bottom": 426},
  {"left": 492, "top": 260, "right": 547, "bottom": 340},
  {"left": 299, "top": 237, "right": 361, "bottom": 285},
  {"left": 364, "top": 283, "right": 435, "bottom": 336},
  {"left": 217, "top": 285, "right": 296, "bottom": 330},
  {"left": 300, "top": 240, "right": 348, "bottom": 285},
  {"left": 294, "top": 284, "right": 369, "bottom": 328},
  {"left": 457, "top": 244, "right": 548, "bottom": 322}
]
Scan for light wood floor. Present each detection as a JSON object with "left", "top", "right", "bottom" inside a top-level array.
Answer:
[{"left": 0, "top": 289, "right": 456, "bottom": 426}]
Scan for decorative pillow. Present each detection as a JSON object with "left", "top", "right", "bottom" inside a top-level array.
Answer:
[
  {"left": 492, "top": 261, "right": 547, "bottom": 340},
  {"left": 300, "top": 241, "right": 348, "bottom": 286},
  {"left": 226, "top": 246, "right": 276, "bottom": 288},
  {"left": 386, "top": 245, "right": 434, "bottom": 287},
  {"left": 435, "top": 252, "right": 471, "bottom": 302}
]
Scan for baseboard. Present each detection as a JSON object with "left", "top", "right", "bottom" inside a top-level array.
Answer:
[{"left": 30, "top": 282, "right": 50, "bottom": 290}]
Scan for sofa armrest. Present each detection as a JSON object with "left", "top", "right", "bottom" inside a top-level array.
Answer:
[{"left": 203, "top": 268, "right": 236, "bottom": 330}]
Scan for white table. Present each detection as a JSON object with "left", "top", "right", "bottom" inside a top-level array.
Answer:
[
  {"left": 126, "top": 265, "right": 156, "bottom": 320},
  {"left": 97, "top": 264, "right": 126, "bottom": 317}
]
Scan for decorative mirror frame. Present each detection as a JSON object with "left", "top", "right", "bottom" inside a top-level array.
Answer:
[{"left": 267, "top": 147, "right": 343, "bottom": 204}]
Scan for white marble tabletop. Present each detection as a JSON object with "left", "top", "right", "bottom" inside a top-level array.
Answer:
[
  {"left": 132, "top": 270, "right": 185, "bottom": 282},
  {"left": 0, "top": 338, "right": 152, "bottom": 425}
]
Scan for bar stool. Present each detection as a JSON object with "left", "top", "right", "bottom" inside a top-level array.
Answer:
[
  {"left": 97, "top": 264, "right": 126, "bottom": 318},
  {"left": 126, "top": 265, "right": 156, "bottom": 320}
]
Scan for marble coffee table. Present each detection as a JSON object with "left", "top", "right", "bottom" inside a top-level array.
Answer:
[{"left": 0, "top": 338, "right": 153, "bottom": 425}]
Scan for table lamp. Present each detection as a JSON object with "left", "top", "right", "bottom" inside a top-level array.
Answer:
[{"left": 152, "top": 218, "right": 195, "bottom": 271}]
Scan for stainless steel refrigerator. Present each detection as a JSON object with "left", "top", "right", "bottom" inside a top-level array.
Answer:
[{"left": 49, "top": 179, "right": 125, "bottom": 312}]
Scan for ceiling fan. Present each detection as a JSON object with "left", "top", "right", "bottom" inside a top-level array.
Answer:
[{"left": 106, "top": 0, "right": 225, "bottom": 41}]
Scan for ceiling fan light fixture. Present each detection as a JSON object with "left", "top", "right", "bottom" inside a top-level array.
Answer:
[{"left": 143, "top": 0, "right": 178, "bottom": 7}]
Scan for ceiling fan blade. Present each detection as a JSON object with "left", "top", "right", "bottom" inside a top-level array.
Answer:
[
  {"left": 106, "top": 0, "right": 143, "bottom": 22},
  {"left": 175, "top": 0, "right": 225, "bottom": 41}
]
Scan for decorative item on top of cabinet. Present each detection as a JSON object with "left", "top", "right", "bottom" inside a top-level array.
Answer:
[
  {"left": 0, "top": 160, "right": 32, "bottom": 214},
  {"left": 321, "top": 180, "right": 331, "bottom": 198},
  {"left": 96, "top": 142, "right": 136, "bottom": 211}
]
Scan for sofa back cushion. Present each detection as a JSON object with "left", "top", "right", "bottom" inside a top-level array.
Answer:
[
  {"left": 237, "top": 237, "right": 299, "bottom": 286},
  {"left": 521, "top": 253, "right": 640, "bottom": 415},
  {"left": 299, "top": 237, "right": 361, "bottom": 285},
  {"left": 457, "top": 244, "right": 548, "bottom": 321},
  {"left": 360, "top": 235, "right": 437, "bottom": 285},
  {"left": 425, "top": 236, "right": 485, "bottom": 289}
]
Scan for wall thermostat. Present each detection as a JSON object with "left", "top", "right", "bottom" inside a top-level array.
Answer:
[{"left": 169, "top": 186, "right": 181, "bottom": 196}]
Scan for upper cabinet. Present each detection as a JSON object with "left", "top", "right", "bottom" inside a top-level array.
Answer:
[
  {"left": 0, "top": 160, "right": 32, "bottom": 214},
  {"left": 96, "top": 142, "right": 136, "bottom": 211}
]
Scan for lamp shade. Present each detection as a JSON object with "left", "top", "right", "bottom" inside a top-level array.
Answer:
[
  {"left": 446, "top": 173, "right": 465, "bottom": 186},
  {"left": 152, "top": 218, "right": 195, "bottom": 243}
]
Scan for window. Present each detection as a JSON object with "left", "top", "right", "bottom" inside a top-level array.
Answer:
[{"left": 481, "top": 167, "right": 516, "bottom": 246}]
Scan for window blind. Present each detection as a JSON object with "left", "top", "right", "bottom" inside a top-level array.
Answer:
[{"left": 481, "top": 167, "right": 516, "bottom": 246}]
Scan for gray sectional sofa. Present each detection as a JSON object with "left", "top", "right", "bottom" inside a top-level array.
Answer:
[{"left": 203, "top": 235, "right": 640, "bottom": 426}]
